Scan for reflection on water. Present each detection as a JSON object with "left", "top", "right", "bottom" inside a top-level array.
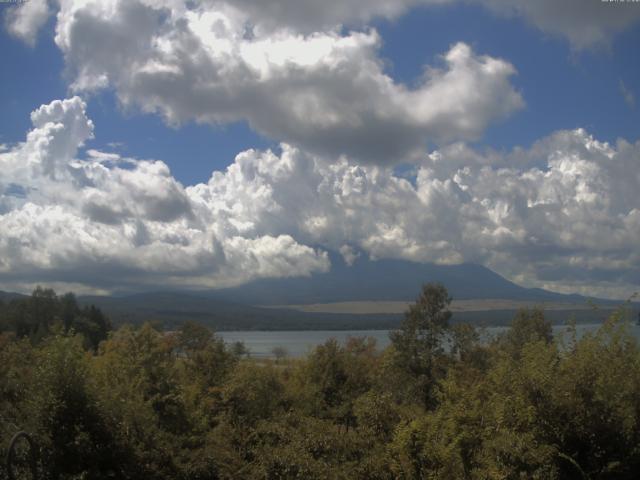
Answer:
[{"left": 219, "top": 323, "right": 640, "bottom": 358}]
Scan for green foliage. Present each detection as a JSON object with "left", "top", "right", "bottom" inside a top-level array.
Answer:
[
  {"left": 390, "top": 282, "right": 452, "bottom": 408},
  {"left": 295, "top": 337, "right": 377, "bottom": 428},
  {"left": 2, "top": 285, "right": 640, "bottom": 479},
  {"left": 30, "top": 334, "right": 123, "bottom": 479},
  {"left": 176, "top": 321, "right": 238, "bottom": 392},
  {"left": 388, "top": 310, "right": 640, "bottom": 480},
  {"left": 496, "top": 307, "right": 553, "bottom": 357},
  {"left": 0, "top": 288, "right": 111, "bottom": 349},
  {"left": 222, "top": 362, "right": 286, "bottom": 427}
]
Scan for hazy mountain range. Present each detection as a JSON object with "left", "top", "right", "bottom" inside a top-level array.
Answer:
[
  {"left": 208, "top": 253, "right": 587, "bottom": 305},
  {"left": 3, "top": 254, "right": 633, "bottom": 330}
]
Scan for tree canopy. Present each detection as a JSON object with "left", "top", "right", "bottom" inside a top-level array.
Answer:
[
  {"left": 0, "top": 287, "right": 111, "bottom": 349},
  {"left": 2, "top": 286, "right": 640, "bottom": 479}
]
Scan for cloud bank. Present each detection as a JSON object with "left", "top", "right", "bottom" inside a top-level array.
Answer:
[
  {"left": 1, "top": 98, "right": 639, "bottom": 297},
  {"left": 42, "top": 0, "right": 521, "bottom": 163},
  {"left": 7, "top": 0, "right": 637, "bottom": 166},
  {"left": 3, "top": 1, "right": 640, "bottom": 297},
  {"left": 8, "top": 0, "right": 640, "bottom": 50},
  {"left": 477, "top": 0, "right": 640, "bottom": 50},
  {"left": 0, "top": 98, "right": 329, "bottom": 293}
]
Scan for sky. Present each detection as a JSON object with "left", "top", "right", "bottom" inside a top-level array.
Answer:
[{"left": 0, "top": 0, "right": 639, "bottom": 298}]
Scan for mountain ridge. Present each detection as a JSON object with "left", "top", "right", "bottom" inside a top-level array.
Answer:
[
  {"left": 205, "top": 253, "right": 591, "bottom": 305},
  {"left": 1, "top": 256, "right": 631, "bottom": 330}
]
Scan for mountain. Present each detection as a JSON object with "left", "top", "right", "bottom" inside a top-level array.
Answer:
[
  {"left": 207, "top": 252, "right": 586, "bottom": 305},
  {"left": 3, "top": 255, "right": 629, "bottom": 331},
  {"left": 0, "top": 290, "right": 27, "bottom": 302}
]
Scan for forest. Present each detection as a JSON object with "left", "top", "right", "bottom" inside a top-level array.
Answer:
[{"left": 1, "top": 284, "right": 640, "bottom": 479}]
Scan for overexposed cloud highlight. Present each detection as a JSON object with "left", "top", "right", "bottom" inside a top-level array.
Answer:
[
  {"left": 1, "top": 98, "right": 639, "bottom": 297},
  {"left": 55, "top": 0, "right": 523, "bottom": 163},
  {"left": 7, "top": 0, "right": 523, "bottom": 163},
  {"left": 0, "top": 98, "right": 329, "bottom": 292}
]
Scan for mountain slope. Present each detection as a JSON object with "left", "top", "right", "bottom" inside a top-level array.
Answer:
[
  {"left": 208, "top": 253, "right": 585, "bottom": 305},
  {"left": 3, "top": 255, "right": 626, "bottom": 331},
  {"left": 0, "top": 290, "right": 27, "bottom": 302}
]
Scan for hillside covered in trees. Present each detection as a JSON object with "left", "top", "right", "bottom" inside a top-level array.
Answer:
[{"left": 1, "top": 285, "right": 640, "bottom": 479}]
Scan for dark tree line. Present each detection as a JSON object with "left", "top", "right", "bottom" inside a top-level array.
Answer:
[{"left": 0, "top": 287, "right": 111, "bottom": 349}]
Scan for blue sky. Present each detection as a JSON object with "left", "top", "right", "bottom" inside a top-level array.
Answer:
[
  {"left": 374, "top": 3, "right": 640, "bottom": 149},
  {"left": 2, "top": 2, "right": 637, "bottom": 185},
  {"left": 0, "top": 0, "right": 639, "bottom": 298},
  {"left": 0, "top": 18, "right": 273, "bottom": 185}
]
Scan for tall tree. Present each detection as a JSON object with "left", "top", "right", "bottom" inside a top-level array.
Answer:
[
  {"left": 497, "top": 307, "right": 552, "bottom": 358},
  {"left": 390, "top": 283, "right": 452, "bottom": 409}
]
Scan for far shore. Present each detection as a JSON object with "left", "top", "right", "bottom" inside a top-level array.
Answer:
[{"left": 260, "top": 299, "right": 616, "bottom": 315}]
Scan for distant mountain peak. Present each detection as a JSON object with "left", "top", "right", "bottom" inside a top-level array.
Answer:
[{"left": 207, "top": 253, "right": 582, "bottom": 305}]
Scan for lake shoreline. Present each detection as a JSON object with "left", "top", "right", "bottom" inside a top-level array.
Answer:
[{"left": 218, "top": 323, "right": 640, "bottom": 358}]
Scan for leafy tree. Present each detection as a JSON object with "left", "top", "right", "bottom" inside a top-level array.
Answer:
[
  {"left": 177, "top": 320, "right": 214, "bottom": 352},
  {"left": 230, "top": 340, "right": 250, "bottom": 358},
  {"left": 27, "top": 287, "right": 58, "bottom": 336},
  {"left": 176, "top": 321, "right": 238, "bottom": 419},
  {"left": 390, "top": 283, "right": 452, "bottom": 408},
  {"left": 0, "top": 336, "right": 37, "bottom": 470},
  {"left": 296, "top": 338, "right": 376, "bottom": 429},
  {"left": 4, "top": 287, "right": 58, "bottom": 341},
  {"left": 222, "top": 362, "right": 285, "bottom": 428},
  {"left": 496, "top": 307, "right": 552, "bottom": 358},
  {"left": 450, "top": 322, "right": 479, "bottom": 362},
  {"left": 2, "top": 285, "right": 640, "bottom": 479},
  {"left": 58, "top": 292, "right": 79, "bottom": 331},
  {"left": 271, "top": 345, "right": 289, "bottom": 362},
  {"left": 91, "top": 323, "right": 190, "bottom": 478},
  {"left": 28, "top": 333, "right": 124, "bottom": 479},
  {"left": 1, "top": 288, "right": 111, "bottom": 349},
  {"left": 0, "top": 298, "right": 6, "bottom": 333},
  {"left": 353, "top": 391, "right": 399, "bottom": 441},
  {"left": 76, "top": 304, "right": 112, "bottom": 350}
]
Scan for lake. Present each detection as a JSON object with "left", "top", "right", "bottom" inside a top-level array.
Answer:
[{"left": 219, "top": 323, "right": 640, "bottom": 358}]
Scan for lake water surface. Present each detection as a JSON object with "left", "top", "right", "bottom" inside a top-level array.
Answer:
[{"left": 220, "top": 323, "right": 640, "bottom": 358}]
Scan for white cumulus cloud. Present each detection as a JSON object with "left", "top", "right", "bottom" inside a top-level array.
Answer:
[
  {"left": 7, "top": 0, "right": 639, "bottom": 50},
  {"left": 7, "top": 0, "right": 523, "bottom": 163},
  {"left": 4, "top": 0, "right": 50, "bottom": 46},
  {"left": 1, "top": 97, "right": 639, "bottom": 298},
  {"left": 477, "top": 0, "right": 640, "bottom": 50},
  {"left": 0, "top": 97, "right": 329, "bottom": 292},
  {"left": 2, "top": 0, "right": 640, "bottom": 298}
]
